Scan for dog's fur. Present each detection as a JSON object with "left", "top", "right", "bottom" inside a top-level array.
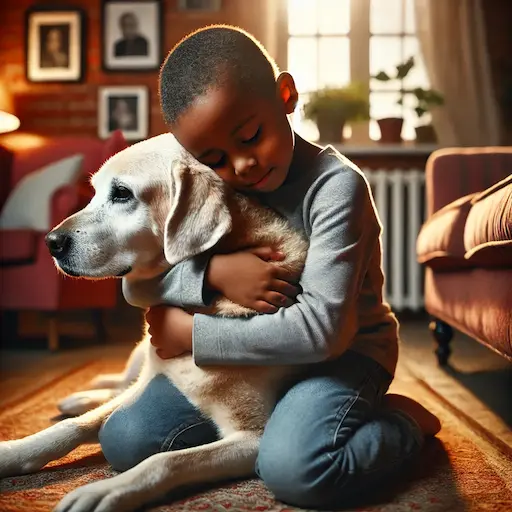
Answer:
[{"left": 0, "top": 133, "right": 308, "bottom": 512}]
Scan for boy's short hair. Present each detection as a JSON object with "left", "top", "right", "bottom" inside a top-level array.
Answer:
[{"left": 159, "top": 25, "right": 280, "bottom": 126}]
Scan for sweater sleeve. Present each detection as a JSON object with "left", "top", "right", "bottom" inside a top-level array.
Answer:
[
  {"left": 123, "top": 253, "right": 212, "bottom": 309},
  {"left": 192, "top": 167, "right": 381, "bottom": 365}
]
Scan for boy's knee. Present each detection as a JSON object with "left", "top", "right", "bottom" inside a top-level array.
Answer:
[
  {"left": 99, "top": 407, "right": 157, "bottom": 472},
  {"left": 257, "top": 433, "right": 348, "bottom": 509}
]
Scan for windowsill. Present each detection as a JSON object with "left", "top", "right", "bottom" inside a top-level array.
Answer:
[{"left": 326, "top": 142, "right": 440, "bottom": 156}]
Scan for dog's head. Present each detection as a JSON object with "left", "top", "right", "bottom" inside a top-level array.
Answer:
[{"left": 46, "top": 133, "right": 232, "bottom": 280}]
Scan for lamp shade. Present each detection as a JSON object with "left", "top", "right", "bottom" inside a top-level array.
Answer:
[{"left": 0, "top": 82, "right": 20, "bottom": 134}]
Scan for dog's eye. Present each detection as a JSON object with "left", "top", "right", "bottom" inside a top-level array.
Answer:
[{"left": 111, "top": 185, "right": 133, "bottom": 202}]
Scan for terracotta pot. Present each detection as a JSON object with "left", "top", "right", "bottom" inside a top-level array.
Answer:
[
  {"left": 415, "top": 124, "right": 437, "bottom": 144},
  {"left": 377, "top": 117, "right": 403, "bottom": 144},
  {"left": 316, "top": 116, "right": 346, "bottom": 143}
]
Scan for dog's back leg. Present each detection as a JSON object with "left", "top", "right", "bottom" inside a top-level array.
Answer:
[
  {"left": 0, "top": 376, "right": 148, "bottom": 478},
  {"left": 54, "top": 430, "right": 260, "bottom": 512}
]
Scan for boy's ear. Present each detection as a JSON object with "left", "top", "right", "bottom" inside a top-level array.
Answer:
[
  {"left": 276, "top": 72, "right": 299, "bottom": 115},
  {"left": 164, "top": 162, "right": 232, "bottom": 266}
]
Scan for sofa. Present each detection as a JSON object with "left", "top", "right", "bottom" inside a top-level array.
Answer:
[
  {"left": 0, "top": 130, "right": 128, "bottom": 350},
  {"left": 416, "top": 147, "right": 512, "bottom": 365}
]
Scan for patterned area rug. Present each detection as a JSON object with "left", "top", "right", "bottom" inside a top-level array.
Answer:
[{"left": 0, "top": 355, "right": 511, "bottom": 512}]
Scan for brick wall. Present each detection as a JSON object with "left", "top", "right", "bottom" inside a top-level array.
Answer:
[{"left": 0, "top": 0, "right": 280, "bottom": 138}]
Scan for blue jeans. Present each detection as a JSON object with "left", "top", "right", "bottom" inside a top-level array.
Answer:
[{"left": 99, "top": 351, "right": 423, "bottom": 509}]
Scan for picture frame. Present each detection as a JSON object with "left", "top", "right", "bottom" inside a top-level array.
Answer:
[
  {"left": 102, "top": 0, "right": 163, "bottom": 72},
  {"left": 178, "top": 0, "right": 222, "bottom": 11},
  {"left": 98, "top": 86, "right": 149, "bottom": 141},
  {"left": 26, "top": 7, "right": 86, "bottom": 83}
]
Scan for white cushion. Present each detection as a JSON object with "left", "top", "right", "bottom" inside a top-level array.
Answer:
[{"left": 0, "top": 154, "right": 84, "bottom": 231}]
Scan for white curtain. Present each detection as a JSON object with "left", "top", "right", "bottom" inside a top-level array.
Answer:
[{"left": 414, "top": 0, "right": 503, "bottom": 146}]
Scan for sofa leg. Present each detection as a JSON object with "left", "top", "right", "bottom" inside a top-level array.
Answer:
[
  {"left": 92, "top": 309, "right": 108, "bottom": 344},
  {"left": 47, "top": 315, "right": 59, "bottom": 352},
  {"left": 429, "top": 318, "right": 453, "bottom": 366}
]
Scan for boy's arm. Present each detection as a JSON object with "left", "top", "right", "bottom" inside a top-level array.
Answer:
[
  {"left": 192, "top": 168, "right": 381, "bottom": 365},
  {"left": 123, "top": 254, "right": 212, "bottom": 309}
]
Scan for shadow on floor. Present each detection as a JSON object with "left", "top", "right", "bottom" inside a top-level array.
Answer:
[{"left": 443, "top": 364, "right": 512, "bottom": 428}]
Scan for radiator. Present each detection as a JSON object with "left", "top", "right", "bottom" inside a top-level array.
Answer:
[{"left": 363, "top": 169, "right": 426, "bottom": 312}]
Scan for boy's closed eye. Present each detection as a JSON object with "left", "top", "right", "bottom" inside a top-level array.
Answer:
[{"left": 241, "top": 125, "right": 262, "bottom": 144}]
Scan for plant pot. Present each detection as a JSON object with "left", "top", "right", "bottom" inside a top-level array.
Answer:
[
  {"left": 415, "top": 124, "right": 437, "bottom": 144},
  {"left": 377, "top": 117, "right": 403, "bottom": 144},
  {"left": 316, "top": 116, "right": 346, "bottom": 143}
]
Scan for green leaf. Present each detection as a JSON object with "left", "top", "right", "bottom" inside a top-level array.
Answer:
[
  {"left": 374, "top": 71, "right": 391, "bottom": 81},
  {"left": 396, "top": 56, "right": 415, "bottom": 79},
  {"left": 415, "top": 106, "right": 427, "bottom": 118}
]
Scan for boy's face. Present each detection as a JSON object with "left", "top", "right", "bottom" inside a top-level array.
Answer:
[{"left": 171, "top": 73, "right": 298, "bottom": 193}]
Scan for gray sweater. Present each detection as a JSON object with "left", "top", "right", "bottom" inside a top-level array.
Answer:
[{"left": 124, "top": 145, "right": 399, "bottom": 376}]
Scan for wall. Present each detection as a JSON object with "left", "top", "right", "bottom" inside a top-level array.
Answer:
[
  {"left": 0, "top": 0, "right": 284, "bottom": 139},
  {"left": 482, "top": 0, "right": 512, "bottom": 143}
]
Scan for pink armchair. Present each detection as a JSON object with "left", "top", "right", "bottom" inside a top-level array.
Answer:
[{"left": 0, "top": 130, "right": 129, "bottom": 350}]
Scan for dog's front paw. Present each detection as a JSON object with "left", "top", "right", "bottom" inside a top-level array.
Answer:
[
  {"left": 58, "top": 389, "right": 118, "bottom": 416},
  {"left": 0, "top": 439, "right": 45, "bottom": 478},
  {"left": 54, "top": 477, "right": 147, "bottom": 512}
]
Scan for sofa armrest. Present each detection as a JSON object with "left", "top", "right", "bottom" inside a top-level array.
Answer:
[{"left": 426, "top": 147, "right": 512, "bottom": 217}]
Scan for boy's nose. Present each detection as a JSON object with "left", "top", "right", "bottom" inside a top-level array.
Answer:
[{"left": 234, "top": 156, "right": 257, "bottom": 177}]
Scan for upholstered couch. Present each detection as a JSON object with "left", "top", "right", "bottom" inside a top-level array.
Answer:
[
  {"left": 416, "top": 147, "right": 512, "bottom": 365},
  {"left": 0, "top": 130, "right": 128, "bottom": 350}
]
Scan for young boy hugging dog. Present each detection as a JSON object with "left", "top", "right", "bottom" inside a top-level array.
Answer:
[{"left": 100, "top": 25, "right": 440, "bottom": 509}]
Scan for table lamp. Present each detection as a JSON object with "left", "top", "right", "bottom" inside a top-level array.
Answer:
[{"left": 0, "top": 83, "right": 20, "bottom": 135}]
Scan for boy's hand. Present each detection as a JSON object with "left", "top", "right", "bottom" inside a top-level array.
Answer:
[
  {"left": 146, "top": 306, "right": 193, "bottom": 360},
  {"left": 206, "top": 247, "right": 301, "bottom": 314}
]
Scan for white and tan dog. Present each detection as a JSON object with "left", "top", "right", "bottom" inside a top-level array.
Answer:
[{"left": 0, "top": 133, "right": 307, "bottom": 512}]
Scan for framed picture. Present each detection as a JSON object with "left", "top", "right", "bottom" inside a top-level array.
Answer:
[
  {"left": 102, "top": 0, "right": 163, "bottom": 71},
  {"left": 178, "top": 0, "right": 222, "bottom": 10},
  {"left": 98, "top": 86, "right": 149, "bottom": 141},
  {"left": 26, "top": 7, "right": 85, "bottom": 83}
]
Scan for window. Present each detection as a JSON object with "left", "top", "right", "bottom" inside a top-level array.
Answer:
[{"left": 287, "top": 0, "right": 430, "bottom": 142}]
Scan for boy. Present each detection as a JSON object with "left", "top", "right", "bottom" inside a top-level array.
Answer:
[{"left": 100, "top": 25, "right": 440, "bottom": 509}]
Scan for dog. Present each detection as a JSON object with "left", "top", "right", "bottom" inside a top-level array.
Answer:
[{"left": 0, "top": 133, "right": 308, "bottom": 512}]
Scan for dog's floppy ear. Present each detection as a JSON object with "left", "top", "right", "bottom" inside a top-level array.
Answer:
[{"left": 164, "top": 161, "right": 232, "bottom": 266}]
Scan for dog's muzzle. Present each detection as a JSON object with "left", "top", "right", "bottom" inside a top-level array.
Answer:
[{"left": 46, "top": 230, "right": 72, "bottom": 259}]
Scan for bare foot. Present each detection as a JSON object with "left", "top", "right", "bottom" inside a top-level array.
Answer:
[{"left": 383, "top": 393, "right": 441, "bottom": 436}]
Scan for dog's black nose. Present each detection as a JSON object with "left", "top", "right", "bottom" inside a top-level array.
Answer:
[{"left": 45, "top": 231, "right": 71, "bottom": 258}]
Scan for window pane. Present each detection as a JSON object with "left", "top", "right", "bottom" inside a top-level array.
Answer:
[
  {"left": 318, "top": 37, "right": 350, "bottom": 88},
  {"left": 318, "top": 0, "right": 350, "bottom": 35},
  {"left": 370, "top": 91, "right": 403, "bottom": 140},
  {"left": 288, "top": 0, "right": 318, "bottom": 35},
  {"left": 404, "top": 0, "right": 416, "bottom": 34},
  {"left": 402, "top": 37, "right": 430, "bottom": 89},
  {"left": 370, "top": 0, "right": 403, "bottom": 35},
  {"left": 370, "top": 36, "right": 402, "bottom": 90},
  {"left": 288, "top": 37, "right": 318, "bottom": 93}
]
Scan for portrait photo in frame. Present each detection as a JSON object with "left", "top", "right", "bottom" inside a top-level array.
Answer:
[
  {"left": 98, "top": 86, "right": 149, "bottom": 141},
  {"left": 26, "top": 7, "right": 85, "bottom": 83},
  {"left": 102, "top": 0, "right": 163, "bottom": 71}
]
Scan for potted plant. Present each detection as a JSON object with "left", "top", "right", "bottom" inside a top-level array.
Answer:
[
  {"left": 409, "top": 87, "right": 445, "bottom": 143},
  {"left": 373, "top": 56, "right": 444, "bottom": 143},
  {"left": 373, "top": 56, "right": 415, "bottom": 143},
  {"left": 303, "top": 82, "right": 369, "bottom": 143}
]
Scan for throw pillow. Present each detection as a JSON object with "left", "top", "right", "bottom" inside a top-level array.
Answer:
[{"left": 0, "top": 154, "right": 84, "bottom": 231}]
